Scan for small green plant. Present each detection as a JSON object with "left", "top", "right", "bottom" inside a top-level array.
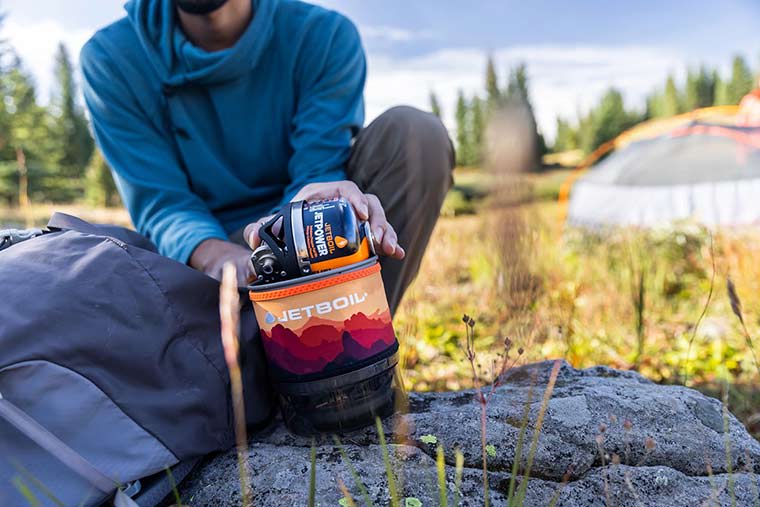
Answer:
[
  {"left": 420, "top": 434, "right": 438, "bottom": 445},
  {"left": 485, "top": 444, "right": 496, "bottom": 458}
]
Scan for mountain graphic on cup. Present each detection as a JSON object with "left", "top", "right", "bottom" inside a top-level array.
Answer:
[
  {"left": 335, "top": 236, "right": 348, "bottom": 248},
  {"left": 260, "top": 309, "right": 395, "bottom": 376}
]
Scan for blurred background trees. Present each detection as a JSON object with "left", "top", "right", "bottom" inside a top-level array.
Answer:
[
  {"left": 0, "top": 15, "right": 118, "bottom": 208},
  {"left": 442, "top": 53, "right": 759, "bottom": 168},
  {"left": 0, "top": 5, "right": 757, "bottom": 204}
]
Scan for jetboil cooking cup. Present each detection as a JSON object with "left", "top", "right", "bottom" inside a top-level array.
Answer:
[{"left": 249, "top": 199, "right": 400, "bottom": 435}]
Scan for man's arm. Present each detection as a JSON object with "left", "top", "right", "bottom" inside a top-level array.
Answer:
[
  {"left": 278, "top": 12, "right": 366, "bottom": 205},
  {"left": 81, "top": 37, "right": 236, "bottom": 268},
  {"left": 243, "top": 13, "right": 401, "bottom": 258}
]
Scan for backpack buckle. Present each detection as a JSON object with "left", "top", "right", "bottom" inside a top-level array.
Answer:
[
  {"left": 121, "top": 479, "right": 142, "bottom": 498},
  {"left": 0, "top": 228, "right": 44, "bottom": 252}
]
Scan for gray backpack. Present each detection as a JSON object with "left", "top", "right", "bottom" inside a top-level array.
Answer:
[{"left": 0, "top": 214, "right": 275, "bottom": 506}]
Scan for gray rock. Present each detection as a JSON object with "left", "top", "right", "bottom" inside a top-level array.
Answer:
[{"left": 180, "top": 361, "right": 760, "bottom": 506}]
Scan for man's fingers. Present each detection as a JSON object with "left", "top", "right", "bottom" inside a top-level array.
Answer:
[
  {"left": 381, "top": 225, "right": 404, "bottom": 258},
  {"left": 366, "top": 194, "right": 403, "bottom": 258},
  {"left": 338, "top": 182, "right": 369, "bottom": 220},
  {"left": 243, "top": 222, "right": 262, "bottom": 249},
  {"left": 366, "top": 195, "right": 387, "bottom": 250},
  {"left": 292, "top": 181, "right": 370, "bottom": 220},
  {"left": 244, "top": 215, "right": 275, "bottom": 249}
]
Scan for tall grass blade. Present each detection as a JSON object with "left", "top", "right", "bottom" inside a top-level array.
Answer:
[
  {"left": 338, "top": 478, "right": 357, "bottom": 507},
  {"left": 11, "top": 460, "right": 64, "bottom": 506},
  {"left": 436, "top": 445, "right": 448, "bottom": 507},
  {"left": 722, "top": 382, "right": 736, "bottom": 507},
  {"left": 309, "top": 439, "right": 317, "bottom": 507},
  {"left": 454, "top": 449, "right": 464, "bottom": 507},
  {"left": 12, "top": 476, "right": 40, "bottom": 507},
  {"left": 547, "top": 473, "right": 569, "bottom": 507},
  {"left": 683, "top": 232, "right": 715, "bottom": 385},
  {"left": 333, "top": 436, "right": 374, "bottom": 507},
  {"left": 727, "top": 277, "right": 760, "bottom": 377},
  {"left": 164, "top": 466, "right": 182, "bottom": 507},
  {"left": 375, "top": 417, "right": 400, "bottom": 507},
  {"left": 507, "top": 377, "right": 536, "bottom": 504},
  {"left": 744, "top": 450, "right": 760, "bottom": 507},
  {"left": 515, "top": 360, "right": 562, "bottom": 504},
  {"left": 705, "top": 459, "right": 719, "bottom": 507},
  {"left": 219, "top": 263, "right": 251, "bottom": 507},
  {"left": 479, "top": 397, "right": 490, "bottom": 507}
]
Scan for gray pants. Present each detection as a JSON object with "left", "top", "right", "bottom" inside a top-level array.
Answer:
[
  {"left": 347, "top": 106, "right": 454, "bottom": 313},
  {"left": 235, "top": 106, "right": 454, "bottom": 314}
]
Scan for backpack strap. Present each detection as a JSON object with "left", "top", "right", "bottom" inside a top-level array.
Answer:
[
  {"left": 0, "top": 392, "right": 115, "bottom": 492},
  {"left": 47, "top": 213, "right": 107, "bottom": 236},
  {"left": 0, "top": 391, "right": 141, "bottom": 506}
]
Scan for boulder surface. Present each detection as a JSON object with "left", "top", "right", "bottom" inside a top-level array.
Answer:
[{"left": 180, "top": 361, "right": 760, "bottom": 506}]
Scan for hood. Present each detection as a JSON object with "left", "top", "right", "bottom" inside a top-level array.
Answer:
[{"left": 125, "top": 0, "right": 277, "bottom": 88}]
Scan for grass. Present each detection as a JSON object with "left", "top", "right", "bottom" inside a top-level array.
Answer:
[{"left": 395, "top": 168, "right": 760, "bottom": 438}]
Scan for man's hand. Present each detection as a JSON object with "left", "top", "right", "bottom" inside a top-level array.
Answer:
[
  {"left": 243, "top": 181, "right": 405, "bottom": 259},
  {"left": 189, "top": 238, "right": 254, "bottom": 286}
]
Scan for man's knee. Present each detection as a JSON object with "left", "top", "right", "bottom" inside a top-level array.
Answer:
[{"left": 373, "top": 106, "right": 455, "bottom": 187}]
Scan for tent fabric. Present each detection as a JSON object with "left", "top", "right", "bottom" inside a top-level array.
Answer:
[
  {"left": 569, "top": 178, "right": 760, "bottom": 228},
  {"left": 567, "top": 106, "right": 760, "bottom": 228}
]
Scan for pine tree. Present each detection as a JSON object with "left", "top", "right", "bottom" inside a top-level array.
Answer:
[
  {"left": 0, "top": 57, "right": 52, "bottom": 204},
  {"left": 662, "top": 75, "right": 681, "bottom": 117},
  {"left": 504, "top": 63, "right": 542, "bottom": 167},
  {"left": 50, "top": 42, "right": 93, "bottom": 177},
  {"left": 714, "top": 73, "right": 729, "bottom": 105},
  {"left": 505, "top": 63, "right": 530, "bottom": 103},
  {"left": 553, "top": 117, "right": 578, "bottom": 152},
  {"left": 470, "top": 96, "right": 484, "bottom": 165},
  {"left": 725, "top": 55, "right": 754, "bottom": 104},
  {"left": 485, "top": 55, "right": 500, "bottom": 109},
  {"left": 454, "top": 90, "right": 472, "bottom": 166},
  {"left": 584, "top": 88, "right": 636, "bottom": 153},
  {"left": 644, "top": 91, "right": 662, "bottom": 119},
  {"left": 684, "top": 67, "right": 715, "bottom": 111},
  {"left": 85, "top": 148, "right": 120, "bottom": 207},
  {"left": 429, "top": 91, "right": 442, "bottom": 118},
  {"left": 683, "top": 69, "right": 697, "bottom": 111}
]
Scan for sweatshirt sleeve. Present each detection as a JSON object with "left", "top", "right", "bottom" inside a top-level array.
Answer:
[
  {"left": 80, "top": 38, "right": 228, "bottom": 263},
  {"left": 278, "top": 13, "right": 366, "bottom": 206}
]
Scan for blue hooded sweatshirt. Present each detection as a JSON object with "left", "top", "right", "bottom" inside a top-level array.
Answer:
[{"left": 81, "top": 0, "right": 365, "bottom": 263}]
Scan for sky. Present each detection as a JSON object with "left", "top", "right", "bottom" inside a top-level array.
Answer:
[{"left": 2, "top": 0, "right": 759, "bottom": 140}]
